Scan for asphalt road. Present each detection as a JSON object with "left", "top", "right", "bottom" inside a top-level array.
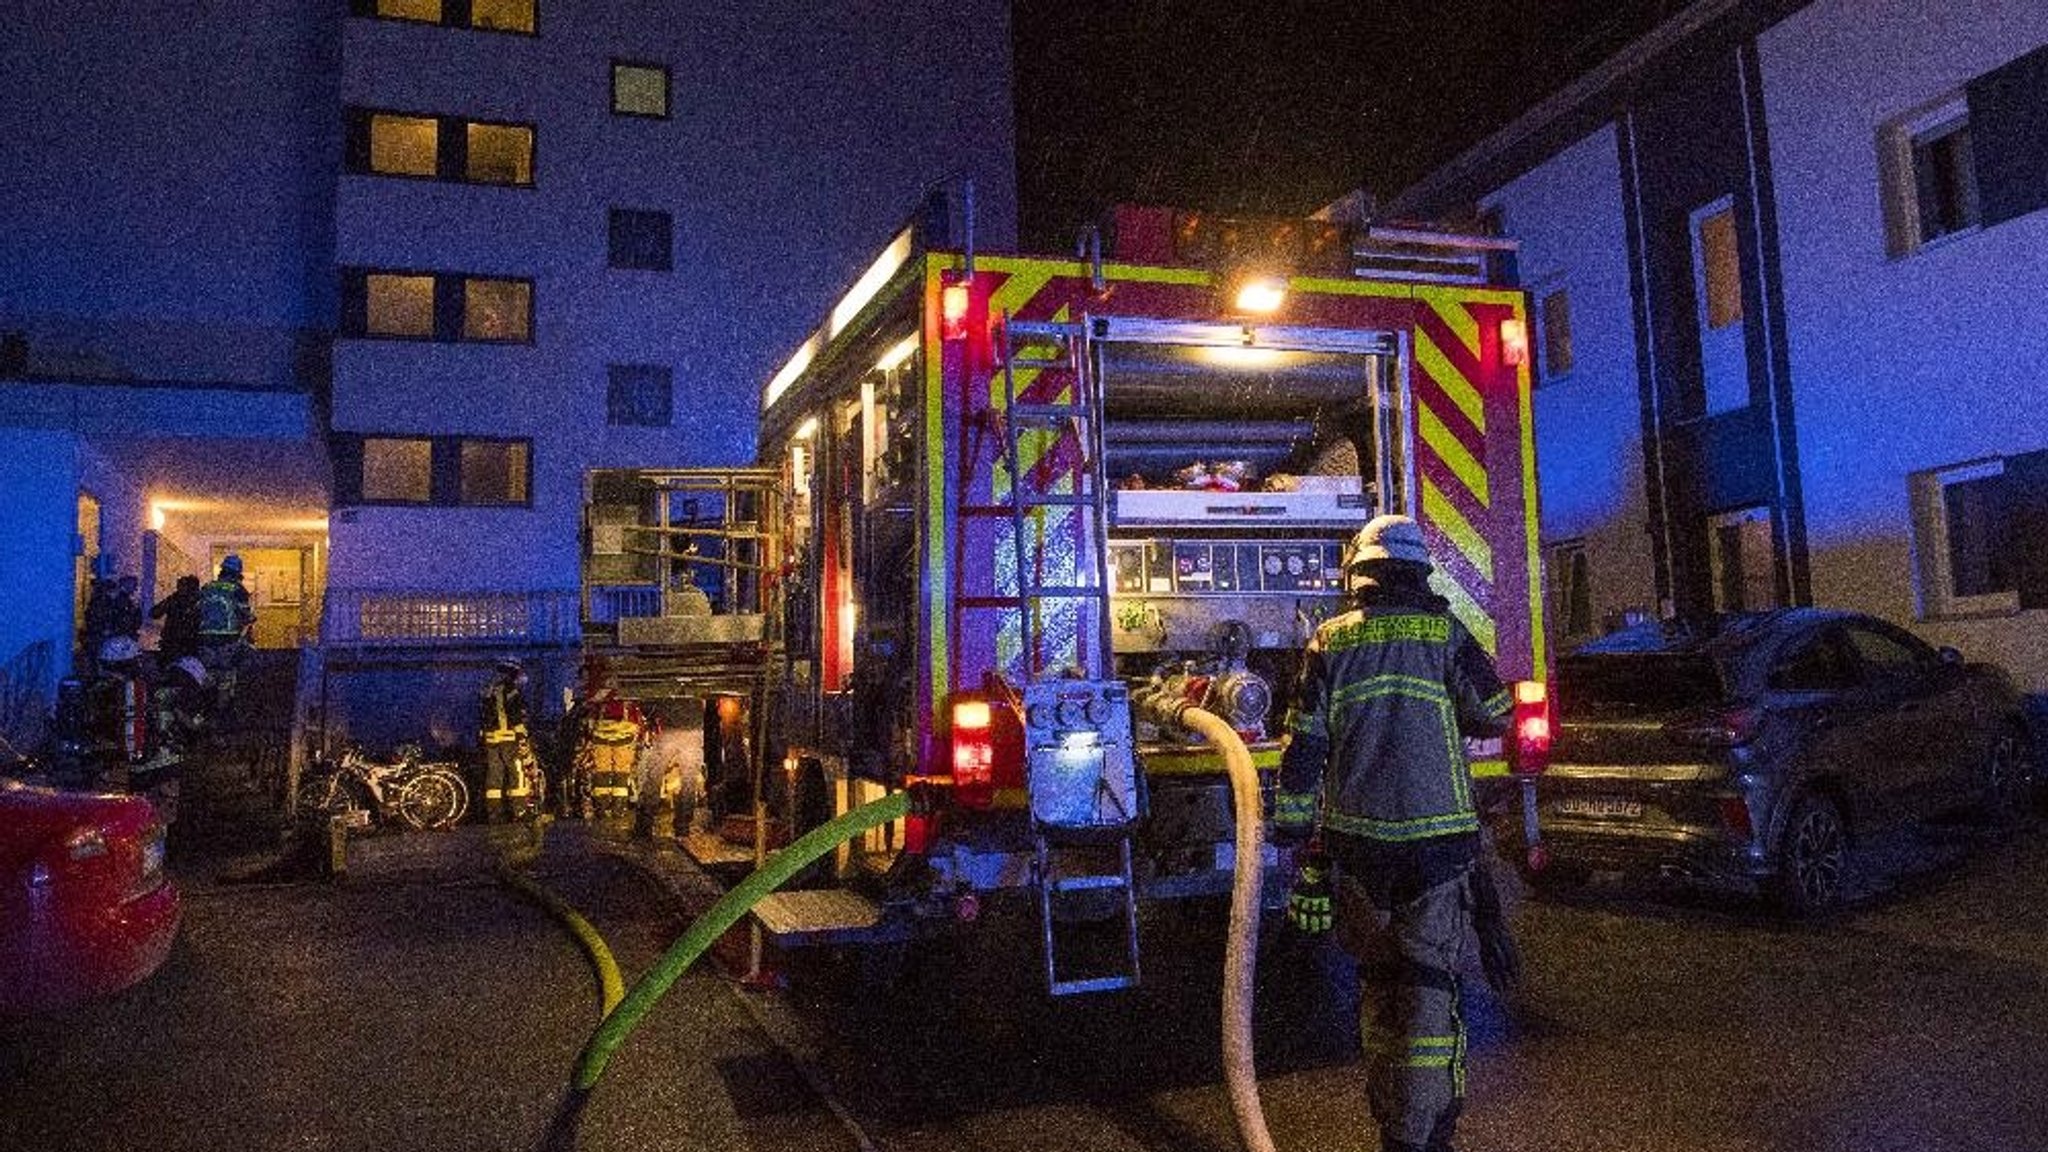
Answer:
[{"left": 4, "top": 811, "right": 2044, "bottom": 1152}]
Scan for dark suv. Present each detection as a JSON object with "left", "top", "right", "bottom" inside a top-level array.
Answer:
[{"left": 1526, "top": 609, "right": 2033, "bottom": 914}]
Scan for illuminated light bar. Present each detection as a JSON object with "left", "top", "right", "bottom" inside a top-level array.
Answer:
[
  {"left": 763, "top": 334, "right": 820, "bottom": 408},
  {"left": 875, "top": 333, "right": 918, "bottom": 373},
  {"left": 1499, "top": 316, "right": 1530, "bottom": 367},
  {"left": 1233, "top": 275, "right": 1289, "bottom": 315},
  {"left": 941, "top": 279, "right": 972, "bottom": 341},
  {"left": 831, "top": 227, "right": 913, "bottom": 338},
  {"left": 953, "top": 699, "right": 992, "bottom": 731}
]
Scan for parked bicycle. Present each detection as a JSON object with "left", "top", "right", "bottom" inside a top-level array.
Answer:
[{"left": 296, "top": 746, "right": 469, "bottom": 832}]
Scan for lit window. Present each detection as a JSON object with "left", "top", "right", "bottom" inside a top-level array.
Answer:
[
  {"left": 1539, "top": 287, "right": 1573, "bottom": 382},
  {"left": 1881, "top": 97, "right": 1981, "bottom": 255},
  {"left": 365, "top": 273, "right": 436, "bottom": 338},
  {"left": 469, "top": 0, "right": 535, "bottom": 32},
  {"left": 608, "top": 209, "right": 672, "bottom": 271},
  {"left": 608, "top": 365, "right": 674, "bottom": 427},
  {"left": 1694, "top": 207, "right": 1742, "bottom": 330},
  {"left": 462, "top": 277, "right": 531, "bottom": 342},
  {"left": 466, "top": 122, "right": 533, "bottom": 186},
  {"left": 362, "top": 438, "right": 433, "bottom": 504},
  {"left": 375, "top": 0, "right": 441, "bottom": 22},
  {"left": 1912, "top": 459, "right": 2018, "bottom": 616},
  {"left": 460, "top": 440, "right": 530, "bottom": 505},
  {"left": 612, "top": 62, "right": 669, "bottom": 118},
  {"left": 369, "top": 114, "right": 438, "bottom": 178}
]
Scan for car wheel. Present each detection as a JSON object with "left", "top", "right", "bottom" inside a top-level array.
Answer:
[
  {"left": 1773, "top": 792, "right": 1850, "bottom": 917},
  {"left": 1979, "top": 728, "right": 2034, "bottom": 826}
]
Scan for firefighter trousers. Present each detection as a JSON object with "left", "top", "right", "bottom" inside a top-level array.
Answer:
[
  {"left": 588, "top": 741, "right": 635, "bottom": 814},
  {"left": 1336, "top": 869, "right": 1471, "bottom": 1152},
  {"left": 482, "top": 740, "right": 528, "bottom": 820}
]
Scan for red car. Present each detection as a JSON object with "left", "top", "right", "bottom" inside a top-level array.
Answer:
[{"left": 1, "top": 777, "right": 181, "bottom": 1014}]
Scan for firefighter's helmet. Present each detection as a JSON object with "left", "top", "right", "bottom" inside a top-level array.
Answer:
[
  {"left": 219, "top": 553, "right": 243, "bottom": 579},
  {"left": 1343, "top": 514, "right": 1431, "bottom": 594},
  {"left": 99, "top": 636, "right": 142, "bottom": 667}
]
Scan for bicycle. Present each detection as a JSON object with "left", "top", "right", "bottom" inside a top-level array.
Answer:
[{"left": 296, "top": 746, "right": 470, "bottom": 832}]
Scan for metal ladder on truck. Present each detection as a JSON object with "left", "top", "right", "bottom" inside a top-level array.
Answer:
[{"left": 998, "top": 317, "right": 1143, "bottom": 996}]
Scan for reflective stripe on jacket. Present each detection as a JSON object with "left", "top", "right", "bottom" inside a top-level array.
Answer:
[
  {"left": 588, "top": 698, "right": 643, "bottom": 744},
  {"left": 1276, "top": 603, "right": 1511, "bottom": 844},
  {"left": 481, "top": 683, "right": 527, "bottom": 745}
]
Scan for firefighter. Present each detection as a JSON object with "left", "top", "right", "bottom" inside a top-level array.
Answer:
[
  {"left": 582, "top": 672, "right": 644, "bottom": 820},
  {"left": 196, "top": 555, "right": 255, "bottom": 699},
  {"left": 479, "top": 659, "right": 532, "bottom": 822},
  {"left": 88, "top": 636, "right": 152, "bottom": 789},
  {"left": 1272, "top": 514, "right": 1513, "bottom": 1152},
  {"left": 150, "top": 574, "right": 204, "bottom": 663}
]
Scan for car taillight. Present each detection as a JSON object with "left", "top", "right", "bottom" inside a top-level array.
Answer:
[
  {"left": 1665, "top": 707, "right": 1759, "bottom": 749},
  {"left": 65, "top": 827, "right": 109, "bottom": 860},
  {"left": 952, "top": 698, "right": 996, "bottom": 808},
  {"left": 1509, "top": 680, "right": 1551, "bottom": 775}
]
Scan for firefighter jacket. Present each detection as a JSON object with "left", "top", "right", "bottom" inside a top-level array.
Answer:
[
  {"left": 586, "top": 697, "right": 645, "bottom": 745},
  {"left": 1274, "top": 590, "right": 1511, "bottom": 849},
  {"left": 196, "top": 578, "right": 254, "bottom": 640},
  {"left": 480, "top": 681, "right": 529, "bottom": 746}
]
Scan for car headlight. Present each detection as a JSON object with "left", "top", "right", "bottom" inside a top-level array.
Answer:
[{"left": 65, "top": 827, "right": 110, "bottom": 860}]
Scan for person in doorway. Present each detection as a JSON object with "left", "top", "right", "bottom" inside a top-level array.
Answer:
[
  {"left": 1271, "top": 514, "right": 1514, "bottom": 1152},
  {"left": 479, "top": 659, "right": 532, "bottom": 822},
  {"left": 581, "top": 672, "right": 644, "bottom": 820},
  {"left": 196, "top": 555, "right": 255, "bottom": 702},
  {"left": 150, "top": 575, "right": 204, "bottom": 663}
]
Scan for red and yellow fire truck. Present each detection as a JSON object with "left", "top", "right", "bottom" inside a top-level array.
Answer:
[{"left": 587, "top": 202, "right": 1545, "bottom": 994}]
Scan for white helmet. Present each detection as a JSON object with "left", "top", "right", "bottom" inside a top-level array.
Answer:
[
  {"left": 99, "top": 636, "right": 142, "bottom": 666},
  {"left": 1344, "top": 514, "right": 1431, "bottom": 593}
]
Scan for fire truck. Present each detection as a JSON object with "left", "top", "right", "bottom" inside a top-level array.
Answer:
[{"left": 582, "top": 201, "right": 1546, "bottom": 994}]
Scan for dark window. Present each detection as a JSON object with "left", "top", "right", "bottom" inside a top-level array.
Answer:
[
  {"left": 1549, "top": 541, "right": 1593, "bottom": 640},
  {"left": 346, "top": 109, "right": 534, "bottom": 187},
  {"left": 1768, "top": 636, "right": 1860, "bottom": 692},
  {"left": 609, "top": 209, "right": 673, "bottom": 271},
  {"left": 1967, "top": 43, "right": 2048, "bottom": 229},
  {"left": 343, "top": 269, "right": 532, "bottom": 344},
  {"left": 1539, "top": 288, "right": 1574, "bottom": 381},
  {"left": 1840, "top": 624, "right": 1931, "bottom": 681},
  {"left": 1912, "top": 120, "right": 1980, "bottom": 243},
  {"left": 1942, "top": 470, "right": 2012, "bottom": 598},
  {"left": 354, "top": 0, "right": 535, "bottom": 34},
  {"left": 1558, "top": 654, "right": 1727, "bottom": 713},
  {"left": 335, "top": 435, "right": 532, "bottom": 508},
  {"left": 607, "top": 365, "right": 674, "bottom": 427},
  {"left": 612, "top": 61, "right": 669, "bottom": 118},
  {"left": 459, "top": 440, "right": 530, "bottom": 505}
]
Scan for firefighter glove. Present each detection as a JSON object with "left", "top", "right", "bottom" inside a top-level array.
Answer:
[{"left": 1286, "top": 849, "right": 1333, "bottom": 935}]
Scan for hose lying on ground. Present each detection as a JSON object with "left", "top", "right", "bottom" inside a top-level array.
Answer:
[
  {"left": 496, "top": 859, "right": 626, "bottom": 1017},
  {"left": 573, "top": 788, "right": 911, "bottom": 1091}
]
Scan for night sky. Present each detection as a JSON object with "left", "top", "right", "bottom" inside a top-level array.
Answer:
[{"left": 1012, "top": 0, "right": 1679, "bottom": 249}]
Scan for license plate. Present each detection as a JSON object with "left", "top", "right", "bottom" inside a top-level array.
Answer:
[{"left": 1555, "top": 795, "right": 1643, "bottom": 819}]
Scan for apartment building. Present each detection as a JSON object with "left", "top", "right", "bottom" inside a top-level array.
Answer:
[
  {"left": 1384, "top": 0, "right": 2048, "bottom": 690},
  {"left": 2, "top": 1, "right": 1016, "bottom": 745}
]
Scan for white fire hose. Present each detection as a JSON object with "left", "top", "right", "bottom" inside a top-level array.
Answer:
[{"left": 1141, "top": 698, "right": 1278, "bottom": 1152}]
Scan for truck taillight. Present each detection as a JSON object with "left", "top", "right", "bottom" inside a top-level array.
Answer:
[
  {"left": 951, "top": 698, "right": 996, "bottom": 808},
  {"left": 1499, "top": 316, "right": 1529, "bottom": 366},
  {"left": 941, "top": 280, "right": 971, "bottom": 341},
  {"left": 1509, "top": 680, "right": 1551, "bottom": 775}
]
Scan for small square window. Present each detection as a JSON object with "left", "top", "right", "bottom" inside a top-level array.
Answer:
[
  {"left": 460, "top": 440, "right": 530, "bottom": 505},
  {"left": 608, "top": 209, "right": 673, "bottom": 271},
  {"left": 462, "top": 277, "right": 531, "bottom": 342},
  {"left": 613, "top": 62, "right": 669, "bottom": 118},
  {"left": 369, "top": 113, "right": 439, "bottom": 178},
  {"left": 365, "top": 273, "right": 437, "bottom": 338},
  {"left": 469, "top": 0, "right": 535, "bottom": 33},
  {"left": 1880, "top": 96, "right": 1983, "bottom": 256},
  {"left": 607, "top": 365, "right": 674, "bottom": 427},
  {"left": 362, "top": 438, "right": 434, "bottom": 503},
  {"left": 1913, "top": 460, "right": 2017, "bottom": 616},
  {"left": 466, "top": 122, "right": 533, "bottom": 186},
  {"left": 1539, "top": 288, "right": 1573, "bottom": 381}
]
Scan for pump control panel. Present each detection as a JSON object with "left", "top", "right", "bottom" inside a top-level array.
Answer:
[
  {"left": 1023, "top": 680, "right": 1141, "bottom": 832},
  {"left": 1109, "top": 538, "right": 1344, "bottom": 596}
]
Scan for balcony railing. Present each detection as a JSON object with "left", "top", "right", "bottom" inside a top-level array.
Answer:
[{"left": 321, "top": 588, "right": 581, "bottom": 647}]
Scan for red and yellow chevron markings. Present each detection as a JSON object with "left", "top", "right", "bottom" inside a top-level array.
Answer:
[{"left": 1413, "top": 293, "right": 1497, "bottom": 658}]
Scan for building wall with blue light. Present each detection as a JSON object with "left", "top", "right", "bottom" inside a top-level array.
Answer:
[{"left": 1760, "top": 0, "right": 2048, "bottom": 689}]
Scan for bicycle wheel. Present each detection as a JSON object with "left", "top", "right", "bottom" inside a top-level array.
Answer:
[
  {"left": 396, "top": 772, "right": 462, "bottom": 831},
  {"left": 429, "top": 767, "right": 470, "bottom": 826}
]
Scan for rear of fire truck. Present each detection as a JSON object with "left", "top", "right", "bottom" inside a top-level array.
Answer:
[{"left": 736, "top": 200, "right": 1545, "bottom": 993}]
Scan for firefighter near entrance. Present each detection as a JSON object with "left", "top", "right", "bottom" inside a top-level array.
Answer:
[
  {"left": 578, "top": 665, "right": 645, "bottom": 819},
  {"left": 1272, "top": 514, "right": 1520, "bottom": 1152},
  {"left": 480, "top": 659, "right": 536, "bottom": 822}
]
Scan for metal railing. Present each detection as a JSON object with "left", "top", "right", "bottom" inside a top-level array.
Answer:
[{"left": 320, "top": 588, "right": 581, "bottom": 647}]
